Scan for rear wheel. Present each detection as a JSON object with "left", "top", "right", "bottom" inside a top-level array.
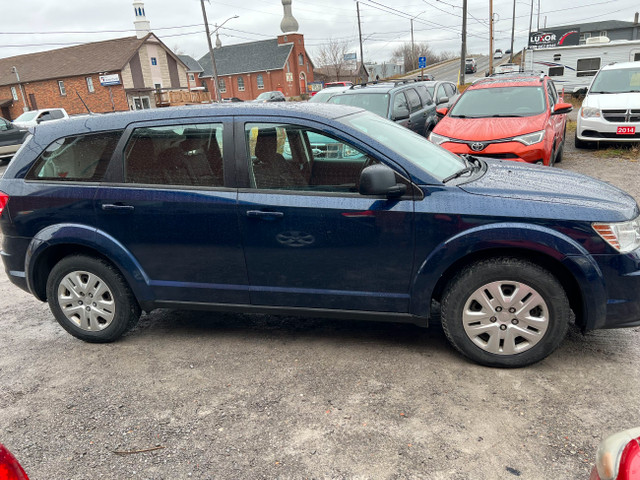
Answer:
[
  {"left": 441, "top": 257, "right": 570, "bottom": 367},
  {"left": 46, "top": 255, "right": 140, "bottom": 342}
]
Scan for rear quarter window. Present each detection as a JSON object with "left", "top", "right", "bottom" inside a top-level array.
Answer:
[{"left": 26, "top": 131, "right": 122, "bottom": 182}]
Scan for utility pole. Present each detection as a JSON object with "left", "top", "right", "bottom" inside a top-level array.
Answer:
[
  {"left": 489, "top": 0, "right": 494, "bottom": 75},
  {"left": 10, "top": 66, "right": 29, "bottom": 112},
  {"left": 356, "top": 2, "right": 366, "bottom": 83},
  {"left": 410, "top": 18, "right": 415, "bottom": 70},
  {"left": 537, "top": 0, "right": 540, "bottom": 31},
  {"left": 459, "top": 0, "right": 467, "bottom": 85},
  {"left": 509, "top": 0, "right": 516, "bottom": 62},
  {"left": 200, "top": 0, "right": 220, "bottom": 102}
]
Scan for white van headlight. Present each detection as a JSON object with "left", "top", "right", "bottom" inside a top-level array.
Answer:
[{"left": 581, "top": 107, "right": 601, "bottom": 119}]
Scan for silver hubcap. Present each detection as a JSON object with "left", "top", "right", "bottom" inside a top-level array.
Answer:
[
  {"left": 57, "top": 271, "right": 116, "bottom": 331},
  {"left": 462, "top": 280, "right": 549, "bottom": 355}
]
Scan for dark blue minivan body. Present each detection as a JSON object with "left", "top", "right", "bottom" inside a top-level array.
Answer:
[{"left": 1, "top": 103, "right": 639, "bottom": 367}]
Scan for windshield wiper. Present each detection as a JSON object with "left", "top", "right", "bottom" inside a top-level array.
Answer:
[
  {"left": 491, "top": 114, "right": 525, "bottom": 117},
  {"left": 442, "top": 167, "right": 474, "bottom": 183},
  {"left": 442, "top": 155, "right": 482, "bottom": 184}
]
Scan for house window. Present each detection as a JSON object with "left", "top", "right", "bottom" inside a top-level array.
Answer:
[
  {"left": 189, "top": 73, "right": 195, "bottom": 81},
  {"left": 257, "top": 74, "right": 264, "bottom": 89},
  {"left": 600, "top": 31, "right": 607, "bottom": 37},
  {"left": 58, "top": 81, "right": 66, "bottom": 96},
  {"left": 11, "top": 86, "right": 18, "bottom": 101},
  {"left": 86, "top": 77, "right": 95, "bottom": 93},
  {"left": 580, "top": 32, "right": 591, "bottom": 44},
  {"left": 576, "top": 57, "right": 601, "bottom": 77},
  {"left": 287, "top": 62, "right": 290, "bottom": 73},
  {"left": 151, "top": 57, "right": 157, "bottom": 66},
  {"left": 155, "top": 83, "right": 162, "bottom": 90},
  {"left": 218, "top": 78, "right": 226, "bottom": 93},
  {"left": 635, "top": 53, "right": 640, "bottom": 62},
  {"left": 238, "top": 76, "right": 245, "bottom": 91},
  {"left": 298, "top": 53, "right": 304, "bottom": 66}
]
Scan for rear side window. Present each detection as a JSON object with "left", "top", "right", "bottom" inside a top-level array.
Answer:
[
  {"left": 444, "top": 83, "right": 457, "bottom": 97},
  {"left": 26, "top": 131, "right": 122, "bottom": 181},
  {"left": 50, "top": 110, "right": 65, "bottom": 120},
  {"left": 124, "top": 123, "right": 224, "bottom": 187}
]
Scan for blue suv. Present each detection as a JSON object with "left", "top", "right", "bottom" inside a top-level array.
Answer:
[{"left": 1, "top": 103, "right": 640, "bottom": 367}]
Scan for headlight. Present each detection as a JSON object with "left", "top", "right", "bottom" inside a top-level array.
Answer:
[
  {"left": 593, "top": 217, "right": 640, "bottom": 253},
  {"left": 581, "top": 107, "right": 601, "bottom": 118},
  {"left": 429, "top": 132, "right": 449, "bottom": 145},
  {"left": 513, "top": 130, "right": 545, "bottom": 146}
]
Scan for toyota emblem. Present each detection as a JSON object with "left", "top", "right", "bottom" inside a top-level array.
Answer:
[{"left": 470, "top": 142, "right": 486, "bottom": 151}]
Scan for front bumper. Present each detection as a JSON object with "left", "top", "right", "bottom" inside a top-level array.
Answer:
[
  {"left": 577, "top": 114, "right": 640, "bottom": 143},
  {"left": 440, "top": 140, "right": 549, "bottom": 165}
]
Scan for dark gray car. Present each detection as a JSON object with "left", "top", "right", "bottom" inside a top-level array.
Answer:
[
  {"left": 327, "top": 81, "right": 438, "bottom": 137},
  {"left": 0, "top": 117, "right": 28, "bottom": 163},
  {"left": 420, "top": 81, "right": 461, "bottom": 109}
]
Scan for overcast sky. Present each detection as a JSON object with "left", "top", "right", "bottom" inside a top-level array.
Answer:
[{"left": 1, "top": 0, "right": 639, "bottom": 65}]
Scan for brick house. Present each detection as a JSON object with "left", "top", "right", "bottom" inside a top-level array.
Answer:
[
  {"left": 196, "top": 33, "right": 315, "bottom": 101},
  {"left": 0, "top": 33, "right": 191, "bottom": 121}
]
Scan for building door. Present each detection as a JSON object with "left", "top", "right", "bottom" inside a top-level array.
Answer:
[
  {"left": 28, "top": 94, "right": 37, "bottom": 110},
  {"left": 299, "top": 72, "right": 307, "bottom": 95}
]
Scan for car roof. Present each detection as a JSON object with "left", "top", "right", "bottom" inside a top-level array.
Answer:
[
  {"left": 601, "top": 61, "right": 640, "bottom": 71},
  {"left": 28, "top": 103, "right": 366, "bottom": 138},
  {"left": 470, "top": 74, "right": 545, "bottom": 89},
  {"left": 335, "top": 80, "right": 434, "bottom": 95}
]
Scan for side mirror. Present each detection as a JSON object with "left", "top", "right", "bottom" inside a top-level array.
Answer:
[
  {"left": 552, "top": 102, "right": 573, "bottom": 115},
  {"left": 392, "top": 105, "right": 410, "bottom": 121},
  {"left": 436, "top": 107, "right": 449, "bottom": 117},
  {"left": 436, "top": 96, "right": 449, "bottom": 105},
  {"left": 359, "top": 164, "right": 407, "bottom": 198}
]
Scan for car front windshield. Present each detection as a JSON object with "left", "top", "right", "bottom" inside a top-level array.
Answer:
[
  {"left": 590, "top": 67, "right": 640, "bottom": 93},
  {"left": 15, "top": 111, "right": 39, "bottom": 122},
  {"left": 339, "top": 111, "right": 465, "bottom": 182},
  {"left": 328, "top": 93, "right": 390, "bottom": 118},
  {"left": 449, "top": 86, "right": 546, "bottom": 118}
]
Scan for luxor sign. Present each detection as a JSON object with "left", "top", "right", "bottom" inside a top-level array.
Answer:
[{"left": 529, "top": 29, "right": 580, "bottom": 48}]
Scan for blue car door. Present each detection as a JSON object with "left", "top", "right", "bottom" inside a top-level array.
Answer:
[
  {"left": 234, "top": 117, "right": 415, "bottom": 313},
  {"left": 94, "top": 118, "right": 250, "bottom": 305}
]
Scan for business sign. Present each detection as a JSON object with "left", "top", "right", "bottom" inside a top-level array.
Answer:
[
  {"left": 99, "top": 74, "right": 121, "bottom": 86},
  {"left": 529, "top": 29, "right": 580, "bottom": 49},
  {"left": 344, "top": 52, "right": 357, "bottom": 62},
  {"left": 418, "top": 56, "right": 427, "bottom": 68}
]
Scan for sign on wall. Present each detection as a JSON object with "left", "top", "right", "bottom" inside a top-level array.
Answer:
[
  {"left": 529, "top": 29, "right": 580, "bottom": 49},
  {"left": 286, "top": 72, "right": 293, "bottom": 82},
  {"left": 99, "top": 74, "right": 121, "bottom": 86}
]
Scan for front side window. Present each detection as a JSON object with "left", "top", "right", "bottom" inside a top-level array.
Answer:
[
  {"left": 450, "top": 86, "right": 546, "bottom": 118},
  {"left": 257, "top": 74, "right": 264, "bottom": 89},
  {"left": 58, "top": 81, "right": 66, "bottom": 96},
  {"left": 245, "top": 123, "right": 378, "bottom": 192},
  {"left": 436, "top": 84, "right": 447, "bottom": 102},
  {"left": 238, "top": 76, "right": 245, "bottom": 91},
  {"left": 26, "top": 131, "right": 122, "bottom": 182},
  {"left": 404, "top": 88, "right": 421, "bottom": 112},
  {"left": 124, "top": 123, "right": 224, "bottom": 187},
  {"left": 86, "top": 77, "right": 95, "bottom": 93},
  {"left": 577, "top": 57, "right": 601, "bottom": 77}
]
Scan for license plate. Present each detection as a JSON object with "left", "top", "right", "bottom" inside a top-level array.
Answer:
[{"left": 617, "top": 126, "right": 636, "bottom": 135}]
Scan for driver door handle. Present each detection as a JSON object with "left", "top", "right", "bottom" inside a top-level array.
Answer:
[
  {"left": 246, "top": 210, "right": 284, "bottom": 220},
  {"left": 101, "top": 203, "right": 134, "bottom": 212}
]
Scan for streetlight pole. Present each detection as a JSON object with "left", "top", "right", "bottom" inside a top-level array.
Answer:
[
  {"left": 10, "top": 66, "right": 29, "bottom": 112},
  {"left": 459, "top": 0, "right": 467, "bottom": 86},
  {"left": 510, "top": 0, "right": 516, "bottom": 62},
  {"left": 200, "top": 0, "right": 237, "bottom": 102}
]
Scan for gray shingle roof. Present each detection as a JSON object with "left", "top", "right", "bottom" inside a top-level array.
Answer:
[
  {"left": 178, "top": 55, "right": 204, "bottom": 73},
  {"left": 197, "top": 39, "right": 293, "bottom": 77},
  {"left": 548, "top": 20, "right": 636, "bottom": 33}
]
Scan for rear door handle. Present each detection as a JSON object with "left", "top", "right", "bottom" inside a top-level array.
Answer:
[
  {"left": 246, "top": 210, "right": 284, "bottom": 220},
  {"left": 101, "top": 203, "right": 135, "bottom": 212}
]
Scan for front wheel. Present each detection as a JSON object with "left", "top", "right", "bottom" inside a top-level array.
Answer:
[
  {"left": 441, "top": 258, "right": 570, "bottom": 367},
  {"left": 46, "top": 255, "right": 141, "bottom": 342}
]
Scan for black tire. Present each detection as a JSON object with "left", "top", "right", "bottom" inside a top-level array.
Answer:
[
  {"left": 554, "top": 142, "right": 564, "bottom": 164},
  {"left": 46, "top": 255, "right": 141, "bottom": 342},
  {"left": 574, "top": 132, "right": 595, "bottom": 149},
  {"left": 441, "top": 257, "right": 570, "bottom": 368}
]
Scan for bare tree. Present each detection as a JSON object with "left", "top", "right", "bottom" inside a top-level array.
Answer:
[
  {"left": 392, "top": 42, "right": 442, "bottom": 72},
  {"left": 314, "top": 38, "right": 352, "bottom": 81}
]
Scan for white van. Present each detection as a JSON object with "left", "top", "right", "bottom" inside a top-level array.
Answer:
[{"left": 13, "top": 108, "right": 69, "bottom": 128}]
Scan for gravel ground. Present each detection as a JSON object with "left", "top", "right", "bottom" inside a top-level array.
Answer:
[{"left": 1, "top": 129, "right": 640, "bottom": 479}]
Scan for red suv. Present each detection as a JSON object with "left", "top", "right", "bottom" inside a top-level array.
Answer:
[{"left": 429, "top": 74, "right": 572, "bottom": 166}]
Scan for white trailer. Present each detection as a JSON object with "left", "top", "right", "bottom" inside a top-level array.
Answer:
[{"left": 525, "top": 37, "right": 640, "bottom": 94}]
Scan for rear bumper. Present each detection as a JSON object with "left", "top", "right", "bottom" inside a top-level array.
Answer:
[{"left": 0, "top": 235, "right": 31, "bottom": 294}]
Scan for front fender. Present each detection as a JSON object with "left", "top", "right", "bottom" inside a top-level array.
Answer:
[
  {"left": 26, "top": 223, "right": 153, "bottom": 303},
  {"left": 410, "top": 222, "right": 606, "bottom": 328}
]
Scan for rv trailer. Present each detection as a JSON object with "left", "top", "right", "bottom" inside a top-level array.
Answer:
[{"left": 525, "top": 37, "right": 640, "bottom": 94}]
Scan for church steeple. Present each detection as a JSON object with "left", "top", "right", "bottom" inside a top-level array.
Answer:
[
  {"left": 133, "top": 1, "right": 151, "bottom": 39},
  {"left": 280, "top": 0, "right": 299, "bottom": 33}
]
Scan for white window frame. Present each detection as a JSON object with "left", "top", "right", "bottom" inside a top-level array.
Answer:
[
  {"left": 238, "top": 76, "right": 245, "bottom": 92},
  {"left": 58, "top": 81, "right": 66, "bottom": 96},
  {"left": 257, "top": 74, "right": 264, "bottom": 90},
  {"left": 11, "top": 86, "right": 18, "bottom": 101},
  {"left": 189, "top": 73, "right": 195, "bottom": 81},
  {"left": 86, "top": 77, "right": 95, "bottom": 93},
  {"left": 218, "top": 78, "right": 226, "bottom": 93},
  {"left": 298, "top": 54, "right": 304, "bottom": 66}
]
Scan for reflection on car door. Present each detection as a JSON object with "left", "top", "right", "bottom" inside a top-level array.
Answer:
[
  {"left": 235, "top": 118, "right": 415, "bottom": 313},
  {"left": 95, "top": 118, "right": 250, "bottom": 305}
]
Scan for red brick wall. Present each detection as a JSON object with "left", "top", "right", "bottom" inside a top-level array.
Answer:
[{"left": 0, "top": 74, "right": 129, "bottom": 120}]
